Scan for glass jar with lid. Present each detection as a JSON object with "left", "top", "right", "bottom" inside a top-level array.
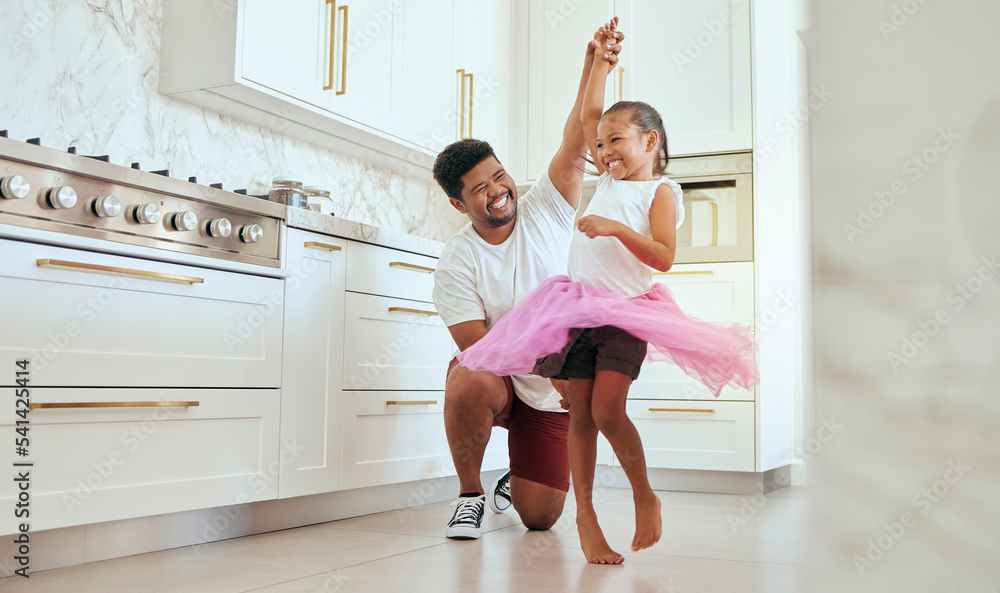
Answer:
[
  {"left": 268, "top": 176, "right": 307, "bottom": 208},
  {"left": 303, "top": 185, "right": 335, "bottom": 215}
]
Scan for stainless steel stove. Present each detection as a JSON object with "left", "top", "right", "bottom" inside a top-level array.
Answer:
[{"left": 0, "top": 132, "right": 284, "bottom": 268}]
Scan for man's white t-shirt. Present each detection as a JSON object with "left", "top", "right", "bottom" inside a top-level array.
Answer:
[{"left": 433, "top": 172, "right": 576, "bottom": 412}]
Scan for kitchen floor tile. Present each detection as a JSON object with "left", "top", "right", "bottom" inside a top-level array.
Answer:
[{"left": 0, "top": 486, "right": 808, "bottom": 593}]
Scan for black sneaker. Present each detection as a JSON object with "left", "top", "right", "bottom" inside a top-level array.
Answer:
[
  {"left": 446, "top": 495, "right": 485, "bottom": 539},
  {"left": 487, "top": 470, "right": 512, "bottom": 514}
]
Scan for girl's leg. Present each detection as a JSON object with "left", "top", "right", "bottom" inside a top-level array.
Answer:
[
  {"left": 568, "top": 378, "right": 624, "bottom": 564},
  {"left": 591, "top": 369, "right": 662, "bottom": 552}
]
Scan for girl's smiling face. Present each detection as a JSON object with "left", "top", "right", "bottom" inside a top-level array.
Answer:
[{"left": 596, "top": 112, "right": 660, "bottom": 182}]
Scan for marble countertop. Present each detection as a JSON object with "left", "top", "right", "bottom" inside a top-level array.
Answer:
[{"left": 286, "top": 207, "right": 445, "bottom": 258}]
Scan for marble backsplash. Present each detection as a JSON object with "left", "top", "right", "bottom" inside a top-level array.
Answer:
[{"left": 0, "top": 0, "right": 465, "bottom": 243}]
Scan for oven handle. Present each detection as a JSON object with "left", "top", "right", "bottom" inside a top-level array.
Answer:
[
  {"left": 36, "top": 259, "right": 205, "bottom": 284},
  {"left": 29, "top": 401, "right": 200, "bottom": 410}
]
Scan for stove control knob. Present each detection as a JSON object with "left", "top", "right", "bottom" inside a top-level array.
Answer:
[
  {"left": 93, "top": 195, "right": 122, "bottom": 218},
  {"left": 47, "top": 186, "right": 78, "bottom": 209},
  {"left": 239, "top": 224, "right": 263, "bottom": 244},
  {"left": 0, "top": 175, "right": 30, "bottom": 199},
  {"left": 134, "top": 203, "right": 161, "bottom": 225},
  {"left": 207, "top": 218, "right": 232, "bottom": 238},
  {"left": 171, "top": 211, "right": 198, "bottom": 232}
]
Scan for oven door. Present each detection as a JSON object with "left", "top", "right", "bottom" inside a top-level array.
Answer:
[
  {"left": 673, "top": 172, "right": 753, "bottom": 264},
  {"left": 0, "top": 238, "right": 283, "bottom": 388}
]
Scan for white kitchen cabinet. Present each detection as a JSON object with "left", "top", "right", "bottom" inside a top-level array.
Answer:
[
  {"left": 160, "top": 0, "right": 434, "bottom": 168},
  {"left": 278, "top": 229, "right": 348, "bottom": 499},
  {"left": 327, "top": 0, "right": 398, "bottom": 132},
  {"left": 396, "top": 0, "right": 456, "bottom": 150},
  {"left": 516, "top": 0, "right": 751, "bottom": 182},
  {"left": 616, "top": 0, "right": 752, "bottom": 156},
  {"left": 344, "top": 240, "right": 438, "bottom": 302},
  {"left": 341, "top": 391, "right": 508, "bottom": 490},
  {"left": 339, "top": 241, "right": 507, "bottom": 488},
  {"left": 341, "top": 292, "right": 453, "bottom": 391},
  {"left": 521, "top": 0, "right": 616, "bottom": 181},
  {"left": 450, "top": 0, "right": 513, "bottom": 159},
  {"left": 0, "top": 238, "right": 283, "bottom": 389},
  {"left": 0, "top": 388, "right": 280, "bottom": 534},
  {"left": 240, "top": 0, "right": 330, "bottom": 111},
  {"left": 622, "top": 400, "right": 756, "bottom": 472},
  {"left": 397, "top": 0, "right": 513, "bottom": 157}
]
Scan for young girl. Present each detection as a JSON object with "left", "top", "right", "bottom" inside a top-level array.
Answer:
[{"left": 457, "top": 18, "right": 758, "bottom": 564}]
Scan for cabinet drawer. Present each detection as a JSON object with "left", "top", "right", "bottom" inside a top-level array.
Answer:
[
  {"left": 621, "top": 400, "right": 755, "bottom": 472},
  {"left": 345, "top": 241, "right": 437, "bottom": 303},
  {"left": 0, "top": 388, "right": 280, "bottom": 533},
  {"left": 342, "top": 293, "right": 453, "bottom": 391},
  {"left": 0, "top": 238, "right": 283, "bottom": 388},
  {"left": 341, "top": 391, "right": 507, "bottom": 490},
  {"left": 653, "top": 261, "right": 754, "bottom": 327}
]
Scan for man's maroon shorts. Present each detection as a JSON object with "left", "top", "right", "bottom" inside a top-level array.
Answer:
[{"left": 447, "top": 359, "right": 570, "bottom": 492}]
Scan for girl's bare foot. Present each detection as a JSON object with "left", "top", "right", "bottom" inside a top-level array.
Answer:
[
  {"left": 577, "top": 510, "right": 624, "bottom": 564},
  {"left": 632, "top": 494, "right": 662, "bottom": 551}
]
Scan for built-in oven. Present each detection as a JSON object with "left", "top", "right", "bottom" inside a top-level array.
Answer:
[
  {"left": 666, "top": 151, "right": 753, "bottom": 264},
  {"left": 0, "top": 132, "right": 287, "bottom": 535}
]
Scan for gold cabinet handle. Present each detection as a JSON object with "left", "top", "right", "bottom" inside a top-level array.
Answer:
[
  {"left": 389, "top": 261, "right": 434, "bottom": 274},
  {"left": 388, "top": 307, "right": 438, "bottom": 317},
  {"left": 653, "top": 270, "right": 715, "bottom": 276},
  {"left": 304, "top": 241, "right": 342, "bottom": 252},
  {"left": 338, "top": 4, "right": 348, "bottom": 95},
  {"left": 324, "top": 0, "right": 336, "bottom": 90},
  {"left": 36, "top": 259, "right": 204, "bottom": 284},
  {"left": 30, "top": 401, "right": 200, "bottom": 410},
  {"left": 711, "top": 201, "right": 719, "bottom": 247},
  {"left": 456, "top": 68, "right": 473, "bottom": 138},
  {"left": 386, "top": 400, "right": 438, "bottom": 406},
  {"left": 618, "top": 66, "right": 624, "bottom": 100},
  {"left": 324, "top": 1, "right": 348, "bottom": 94},
  {"left": 648, "top": 408, "right": 715, "bottom": 414}
]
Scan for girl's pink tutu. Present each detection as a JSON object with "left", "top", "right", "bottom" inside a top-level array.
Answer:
[{"left": 456, "top": 275, "right": 758, "bottom": 397}]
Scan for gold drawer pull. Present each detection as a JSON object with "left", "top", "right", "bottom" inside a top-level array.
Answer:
[
  {"left": 304, "top": 241, "right": 342, "bottom": 252},
  {"left": 654, "top": 270, "right": 715, "bottom": 276},
  {"left": 37, "top": 259, "right": 204, "bottom": 284},
  {"left": 30, "top": 401, "right": 200, "bottom": 410},
  {"left": 389, "top": 261, "right": 434, "bottom": 274},
  {"left": 648, "top": 408, "right": 715, "bottom": 414},
  {"left": 388, "top": 307, "right": 438, "bottom": 317},
  {"left": 386, "top": 400, "right": 438, "bottom": 406}
]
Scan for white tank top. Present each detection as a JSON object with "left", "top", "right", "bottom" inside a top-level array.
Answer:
[{"left": 567, "top": 173, "right": 684, "bottom": 298}]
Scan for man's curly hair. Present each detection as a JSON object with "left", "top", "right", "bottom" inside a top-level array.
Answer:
[{"left": 432, "top": 138, "right": 497, "bottom": 201}]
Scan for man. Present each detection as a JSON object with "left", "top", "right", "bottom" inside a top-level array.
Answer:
[{"left": 431, "top": 24, "right": 624, "bottom": 539}]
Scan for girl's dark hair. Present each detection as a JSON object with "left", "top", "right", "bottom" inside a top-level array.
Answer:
[
  {"left": 604, "top": 101, "right": 670, "bottom": 176},
  {"left": 432, "top": 138, "right": 497, "bottom": 201}
]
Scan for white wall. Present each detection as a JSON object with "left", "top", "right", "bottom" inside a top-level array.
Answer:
[
  {"left": 806, "top": 0, "right": 1000, "bottom": 589},
  {"left": 0, "top": 0, "right": 466, "bottom": 243}
]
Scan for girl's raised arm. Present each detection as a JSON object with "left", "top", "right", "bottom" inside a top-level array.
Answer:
[{"left": 582, "top": 17, "right": 619, "bottom": 177}]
